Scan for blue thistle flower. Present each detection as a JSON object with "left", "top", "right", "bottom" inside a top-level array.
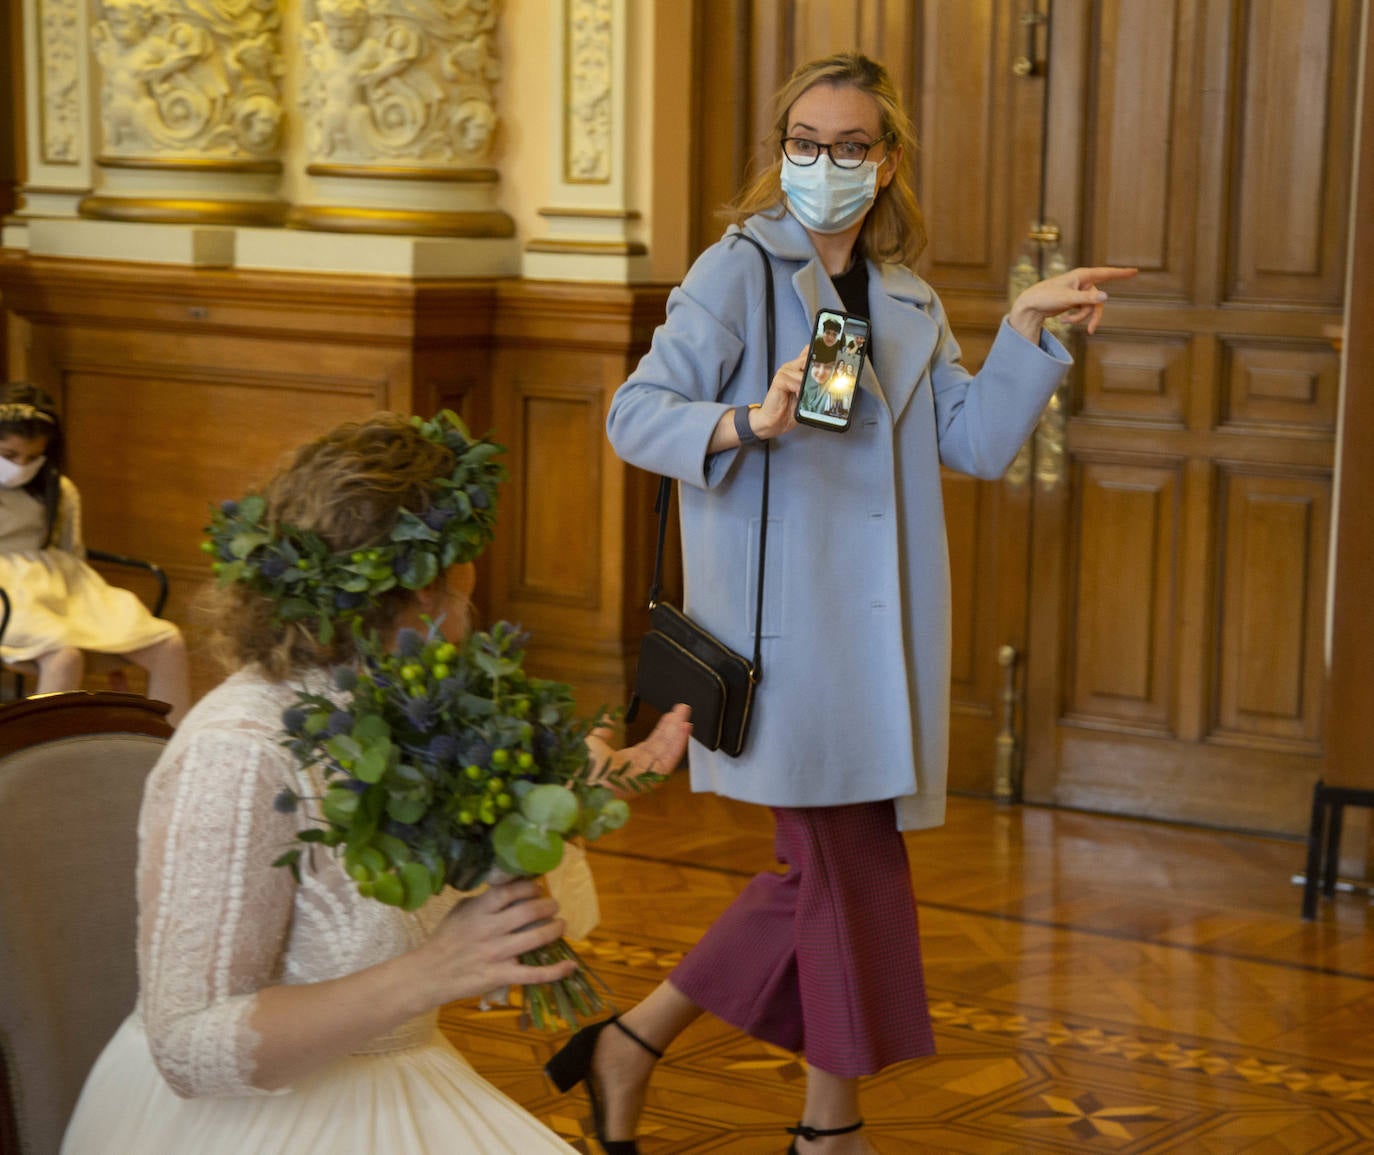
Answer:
[
  {"left": 403, "top": 696, "right": 433, "bottom": 728},
  {"left": 333, "top": 589, "right": 366, "bottom": 610},
  {"left": 282, "top": 706, "right": 307, "bottom": 734},
  {"left": 272, "top": 787, "right": 298, "bottom": 813},
  {"left": 467, "top": 485, "right": 491, "bottom": 510},
  {"left": 259, "top": 555, "right": 289, "bottom": 580},
  {"left": 533, "top": 726, "right": 559, "bottom": 762},
  {"left": 333, "top": 666, "right": 358, "bottom": 691},
  {"left": 340, "top": 778, "right": 368, "bottom": 794},
  {"left": 384, "top": 819, "right": 421, "bottom": 840},
  {"left": 326, "top": 710, "right": 352, "bottom": 736},
  {"left": 220, "top": 499, "right": 239, "bottom": 516},
  {"left": 427, "top": 734, "right": 458, "bottom": 763},
  {"left": 421, "top": 506, "right": 452, "bottom": 530},
  {"left": 395, "top": 628, "right": 425, "bottom": 658},
  {"left": 456, "top": 736, "right": 492, "bottom": 768}
]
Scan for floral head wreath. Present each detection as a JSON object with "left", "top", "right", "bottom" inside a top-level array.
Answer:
[{"left": 204, "top": 410, "right": 505, "bottom": 644}]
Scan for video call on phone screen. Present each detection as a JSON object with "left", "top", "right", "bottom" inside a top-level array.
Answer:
[{"left": 798, "top": 311, "right": 869, "bottom": 427}]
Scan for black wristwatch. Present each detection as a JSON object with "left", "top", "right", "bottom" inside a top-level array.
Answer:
[{"left": 734, "top": 404, "right": 760, "bottom": 446}]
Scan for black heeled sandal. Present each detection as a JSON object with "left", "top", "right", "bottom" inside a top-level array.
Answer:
[
  {"left": 786, "top": 1118, "right": 865, "bottom": 1153},
  {"left": 545, "top": 1014, "right": 664, "bottom": 1155}
]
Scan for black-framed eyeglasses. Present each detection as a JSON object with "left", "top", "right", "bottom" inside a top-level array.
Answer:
[{"left": 781, "top": 134, "right": 892, "bottom": 169}]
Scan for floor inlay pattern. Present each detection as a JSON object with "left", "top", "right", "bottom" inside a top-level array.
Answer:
[{"left": 439, "top": 784, "right": 1374, "bottom": 1152}]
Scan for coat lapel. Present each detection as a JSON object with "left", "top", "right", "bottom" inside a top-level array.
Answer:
[
  {"left": 868, "top": 260, "right": 940, "bottom": 424},
  {"left": 739, "top": 213, "right": 943, "bottom": 419}
]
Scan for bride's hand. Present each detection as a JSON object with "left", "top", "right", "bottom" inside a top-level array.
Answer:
[
  {"left": 586, "top": 703, "right": 692, "bottom": 797},
  {"left": 413, "top": 879, "right": 575, "bottom": 1006}
]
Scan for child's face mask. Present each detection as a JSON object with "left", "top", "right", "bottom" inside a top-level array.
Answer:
[{"left": 0, "top": 454, "right": 46, "bottom": 489}]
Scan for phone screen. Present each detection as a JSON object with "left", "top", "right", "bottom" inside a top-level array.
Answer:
[{"left": 796, "top": 309, "right": 869, "bottom": 431}]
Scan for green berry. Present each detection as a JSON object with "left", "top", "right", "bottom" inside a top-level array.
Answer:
[
  {"left": 487, "top": 777, "right": 504, "bottom": 793},
  {"left": 432, "top": 663, "right": 450, "bottom": 680},
  {"left": 457, "top": 809, "right": 473, "bottom": 824},
  {"left": 199, "top": 540, "right": 216, "bottom": 553},
  {"left": 496, "top": 793, "right": 512, "bottom": 809},
  {"left": 517, "top": 752, "right": 534, "bottom": 771},
  {"left": 491, "top": 749, "right": 509, "bottom": 767},
  {"left": 464, "top": 764, "right": 482, "bottom": 781},
  {"left": 436, "top": 643, "right": 457, "bottom": 663}
]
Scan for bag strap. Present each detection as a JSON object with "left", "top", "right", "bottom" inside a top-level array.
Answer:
[{"left": 646, "top": 230, "right": 773, "bottom": 682}]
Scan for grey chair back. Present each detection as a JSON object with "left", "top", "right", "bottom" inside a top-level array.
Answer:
[{"left": 0, "top": 693, "right": 172, "bottom": 1155}]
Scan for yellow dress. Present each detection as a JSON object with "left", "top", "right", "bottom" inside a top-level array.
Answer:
[{"left": 0, "top": 478, "right": 176, "bottom": 662}]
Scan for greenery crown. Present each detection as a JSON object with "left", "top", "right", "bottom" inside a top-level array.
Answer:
[{"left": 203, "top": 410, "right": 506, "bottom": 644}]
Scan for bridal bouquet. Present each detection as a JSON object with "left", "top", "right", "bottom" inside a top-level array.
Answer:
[{"left": 275, "top": 620, "right": 656, "bottom": 1029}]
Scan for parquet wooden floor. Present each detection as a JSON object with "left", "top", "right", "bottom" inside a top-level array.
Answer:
[{"left": 439, "top": 777, "right": 1374, "bottom": 1152}]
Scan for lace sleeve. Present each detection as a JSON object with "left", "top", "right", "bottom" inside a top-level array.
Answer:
[{"left": 137, "top": 720, "right": 302, "bottom": 1099}]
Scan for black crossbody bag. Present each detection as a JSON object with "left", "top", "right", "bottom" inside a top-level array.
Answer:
[{"left": 625, "top": 233, "right": 774, "bottom": 756}]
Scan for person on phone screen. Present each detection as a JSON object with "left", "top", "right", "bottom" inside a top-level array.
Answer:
[
  {"left": 811, "top": 316, "right": 843, "bottom": 364},
  {"left": 585, "top": 52, "right": 1138, "bottom": 1154}
]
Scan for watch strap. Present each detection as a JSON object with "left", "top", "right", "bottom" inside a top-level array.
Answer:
[{"left": 733, "top": 403, "right": 758, "bottom": 446}]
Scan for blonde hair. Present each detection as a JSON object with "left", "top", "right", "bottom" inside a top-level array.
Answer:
[
  {"left": 724, "top": 52, "right": 927, "bottom": 268},
  {"left": 201, "top": 413, "right": 462, "bottom": 680}
]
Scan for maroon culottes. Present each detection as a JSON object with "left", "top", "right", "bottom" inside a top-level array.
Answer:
[{"left": 669, "top": 800, "right": 935, "bottom": 1077}]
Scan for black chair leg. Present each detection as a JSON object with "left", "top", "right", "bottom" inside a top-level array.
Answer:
[
  {"left": 1322, "top": 801, "right": 1345, "bottom": 899},
  {"left": 1302, "top": 782, "right": 1327, "bottom": 920}
]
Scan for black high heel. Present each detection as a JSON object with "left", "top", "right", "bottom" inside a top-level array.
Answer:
[
  {"left": 785, "top": 1118, "right": 864, "bottom": 1154},
  {"left": 545, "top": 1014, "right": 664, "bottom": 1155}
]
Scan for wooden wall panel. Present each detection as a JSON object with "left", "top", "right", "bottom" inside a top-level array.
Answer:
[
  {"left": 512, "top": 388, "right": 603, "bottom": 607},
  {"left": 944, "top": 473, "right": 983, "bottom": 690},
  {"left": 1220, "top": 339, "right": 1340, "bottom": 432},
  {"left": 919, "top": 0, "right": 1004, "bottom": 287},
  {"left": 1068, "top": 458, "right": 1180, "bottom": 731},
  {"left": 1081, "top": 334, "right": 1189, "bottom": 426},
  {"left": 1228, "top": 0, "right": 1355, "bottom": 304},
  {"left": 1214, "top": 469, "right": 1329, "bottom": 750},
  {"left": 488, "top": 282, "right": 671, "bottom": 722},
  {"left": 1085, "top": 0, "right": 1200, "bottom": 298}
]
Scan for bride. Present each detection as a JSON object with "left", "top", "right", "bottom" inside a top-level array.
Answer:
[{"left": 61, "top": 412, "right": 691, "bottom": 1154}]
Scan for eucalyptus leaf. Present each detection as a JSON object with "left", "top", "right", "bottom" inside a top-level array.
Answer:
[
  {"left": 322, "top": 787, "right": 361, "bottom": 825},
  {"left": 399, "top": 861, "right": 433, "bottom": 911},
  {"left": 387, "top": 793, "right": 427, "bottom": 824},
  {"left": 521, "top": 783, "right": 579, "bottom": 834}
]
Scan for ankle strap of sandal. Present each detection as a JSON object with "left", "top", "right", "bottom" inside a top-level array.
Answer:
[
  {"left": 610, "top": 1014, "right": 665, "bottom": 1060},
  {"left": 786, "top": 1119, "right": 864, "bottom": 1141}
]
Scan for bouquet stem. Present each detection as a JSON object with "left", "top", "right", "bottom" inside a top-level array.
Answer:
[{"left": 518, "top": 937, "right": 612, "bottom": 1031}]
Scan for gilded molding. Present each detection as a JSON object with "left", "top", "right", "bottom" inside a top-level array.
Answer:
[
  {"left": 564, "top": 0, "right": 612, "bottom": 184},
  {"left": 286, "top": 203, "right": 515, "bottom": 237},
  {"left": 91, "top": 0, "right": 285, "bottom": 160},
  {"left": 301, "top": 0, "right": 503, "bottom": 167},
  {"left": 79, "top": 194, "right": 287, "bottom": 226},
  {"left": 39, "top": 0, "right": 82, "bottom": 164}
]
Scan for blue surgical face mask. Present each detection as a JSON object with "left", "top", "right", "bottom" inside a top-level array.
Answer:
[
  {"left": 0, "top": 454, "right": 44, "bottom": 489},
  {"left": 780, "top": 158, "right": 881, "bottom": 234}
]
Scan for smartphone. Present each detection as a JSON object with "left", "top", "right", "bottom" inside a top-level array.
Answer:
[{"left": 795, "top": 308, "right": 869, "bottom": 432}]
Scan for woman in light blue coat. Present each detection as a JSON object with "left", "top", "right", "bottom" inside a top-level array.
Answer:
[{"left": 546, "top": 53, "right": 1135, "bottom": 1155}]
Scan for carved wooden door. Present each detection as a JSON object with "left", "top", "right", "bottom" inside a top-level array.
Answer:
[{"left": 1018, "top": 0, "right": 1356, "bottom": 834}]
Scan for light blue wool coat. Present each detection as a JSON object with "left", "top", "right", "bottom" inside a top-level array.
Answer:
[{"left": 607, "top": 211, "right": 1071, "bottom": 830}]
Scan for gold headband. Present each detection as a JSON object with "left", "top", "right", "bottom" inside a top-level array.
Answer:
[{"left": 0, "top": 403, "right": 57, "bottom": 426}]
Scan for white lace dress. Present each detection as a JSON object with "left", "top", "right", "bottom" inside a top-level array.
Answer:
[
  {"left": 0, "top": 478, "right": 178, "bottom": 662},
  {"left": 61, "top": 667, "right": 574, "bottom": 1155}
]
